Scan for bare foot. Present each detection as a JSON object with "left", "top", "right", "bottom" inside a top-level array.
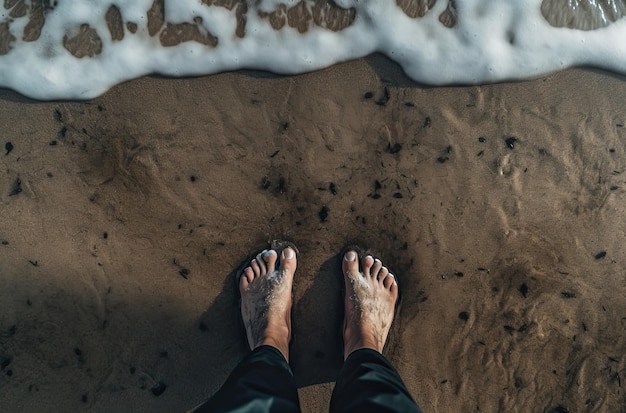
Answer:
[
  {"left": 342, "top": 250, "right": 399, "bottom": 360},
  {"left": 239, "top": 247, "right": 296, "bottom": 361}
]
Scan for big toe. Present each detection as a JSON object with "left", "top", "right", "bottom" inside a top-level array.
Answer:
[
  {"left": 280, "top": 247, "right": 297, "bottom": 276},
  {"left": 342, "top": 250, "right": 359, "bottom": 277}
]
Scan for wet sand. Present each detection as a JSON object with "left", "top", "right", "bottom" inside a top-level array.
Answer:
[{"left": 0, "top": 58, "right": 625, "bottom": 412}]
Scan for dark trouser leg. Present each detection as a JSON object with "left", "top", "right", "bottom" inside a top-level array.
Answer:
[
  {"left": 329, "top": 349, "right": 422, "bottom": 413},
  {"left": 192, "top": 345, "right": 301, "bottom": 413}
]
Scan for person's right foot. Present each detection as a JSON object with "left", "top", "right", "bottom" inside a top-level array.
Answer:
[{"left": 341, "top": 250, "right": 399, "bottom": 360}]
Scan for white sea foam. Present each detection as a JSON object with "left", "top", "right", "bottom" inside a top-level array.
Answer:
[{"left": 0, "top": 0, "right": 625, "bottom": 99}]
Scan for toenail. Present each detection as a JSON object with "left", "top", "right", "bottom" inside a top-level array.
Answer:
[
  {"left": 388, "top": 273, "right": 394, "bottom": 278},
  {"left": 345, "top": 251, "right": 357, "bottom": 261},
  {"left": 282, "top": 248, "right": 295, "bottom": 259}
]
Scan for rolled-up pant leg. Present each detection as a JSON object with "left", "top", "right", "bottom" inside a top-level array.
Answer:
[
  {"left": 329, "top": 349, "right": 422, "bottom": 413},
  {"left": 192, "top": 345, "right": 301, "bottom": 413}
]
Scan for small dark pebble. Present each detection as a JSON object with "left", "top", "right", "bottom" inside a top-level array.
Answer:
[
  {"left": 97, "top": 105, "right": 104, "bottom": 112},
  {"left": 49, "top": 140, "right": 57, "bottom": 146},
  {"left": 261, "top": 176, "right": 270, "bottom": 190},
  {"left": 404, "top": 102, "right": 415, "bottom": 107},
  {"left": 594, "top": 251, "right": 607, "bottom": 260},
  {"left": 454, "top": 271, "right": 464, "bottom": 277},
  {"left": 179, "top": 268, "right": 190, "bottom": 279},
  {"left": 190, "top": 175, "right": 197, "bottom": 182},
  {"left": 503, "top": 325, "right": 515, "bottom": 334},
  {"left": 392, "top": 192, "right": 403, "bottom": 199},
  {"left": 477, "top": 150, "right": 484, "bottom": 157},
  {"left": 1, "top": 240, "right": 8, "bottom": 245},
  {"left": 505, "top": 136, "right": 517, "bottom": 149},
  {"left": 374, "top": 180, "right": 382, "bottom": 190},
  {"left": 46, "top": 172, "right": 53, "bottom": 178},
  {"left": 609, "top": 148, "right": 616, "bottom": 153},
  {"left": 369, "top": 193, "right": 381, "bottom": 200},
  {"left": 363, "top": 91, "right": 373, "bottom": 99},
  {"left": 387, "top": 143, "right": 402, "bottom": 154},
  {"left": 610, "top": 185, "right": 618, "bottom": 190},
  {"left": 269, "top": 150, "right": 279, "bottom": 158},
  {"left": 159, "top": 351, "right": 169, "bottom": 359},
  {"left": 280, "top": 122, "right": 289, "bottom": 131},
  {"left": 58, "top": 126, "right": 67, "bottom": 139},
  {"left": 551, "top": 406, "right": 570, "bottom": 413},
  {"left": 478, "top": 136, "right": 486, "bottom": 143},
  {"left": 459, "top": 312, "right": 469, "bottom": 321},
  {"left": 81, "top": 394, "right": 88, "bottom": 403},
  {"left": 519, "top": 283, "right": 529, "bottom": 297},
  {"left": 198, "top": 322, "right": 209, "bottom": 332},
  {"left": 9, "top": 178, "right": 22, "bottom": 196},
  {"left": 151, "top": 381, "right": 167, "bottom": 397},
  {"left": 54, "top": 109, "right": 63, "bottom": 122},
  {"left": 129, "top": 367, "right": 136, "bottom": 375},
  {"left": 561, "top": 291, "right": 576, "bottom": 299},
  {"left": 423, "top": 117, "right": 431, "bottom": 128},
  {"left": 518, "top": 324, "right": 529, "bottom": 333},
  {"left": 5, "top": 142, "right": 14, "bottom": 155},
  {"left": 103, "top": 232, "right": 108, "bottom": 239},
  {"left": 329, "top": 182, "right": 337, "bottom": 195},
  {"left": 440, "top": 379, "right": 448, "bottom": 384},
  {"left": 318, "top": 205, "right": 329, "bottom": 222},
  {"left": 446, "top": 145, "right": 452, "bottom": 154},
  {"left": 437, "top": 156, "right": 449, "bottom": 164}
]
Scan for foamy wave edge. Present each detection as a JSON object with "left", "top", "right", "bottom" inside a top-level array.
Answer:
[{"left": 1, "top": 0, "right": 626, "bottom": 100}]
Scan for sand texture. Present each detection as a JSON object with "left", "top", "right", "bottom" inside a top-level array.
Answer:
[{"left": 0, "top": 59, "right": 625, "bottom": 412}]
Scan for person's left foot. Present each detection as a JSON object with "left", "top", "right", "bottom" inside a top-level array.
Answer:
[{"left": 239, "top": 246, "right": 297, "bottom": 361}]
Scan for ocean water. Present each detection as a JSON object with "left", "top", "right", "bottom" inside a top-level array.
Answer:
[{"left": 0, "top": 0, "right": 625, "bottom": 99}]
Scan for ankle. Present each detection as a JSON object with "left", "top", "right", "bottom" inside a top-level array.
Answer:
[
  {"left": 258, "top": 336, "right": 290, "bottom": 361},
  {"left": 343, "top": 334, "right": 383, "bottom": 360}
]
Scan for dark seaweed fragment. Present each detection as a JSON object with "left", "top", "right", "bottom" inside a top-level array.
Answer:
[{"left": 594, "top": 251, "right": 607, "bottom": 260}]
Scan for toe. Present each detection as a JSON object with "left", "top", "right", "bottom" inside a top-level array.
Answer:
[
  {"left": 378, "top": 266, "right": 389, "bottom": 283},
  {"left": 362, "top": 255, "right": 375, "bottom": 277},
  {"left": 240, "top": 267, "right": 254, "bottom": 290},
  {"left": 383, "top": 272, "right": 395, "bottom": 289},
  {"left": 279, "top": 247, "right": 297, "bottom": 276},
  {"left": 342, "top": 250, "right": 359, "bottom": 277},
  {"left": 250, "top": 258, "right": 263, "bottom": 276},
  {"left": 255, "top": 252, "right": 269, "bottom": 275},
  {"left": 370, "top": 258, "right": 383, "bottom": 279},
  {"left": 262, "top": 249, "right": 278, "bottom": 273}
]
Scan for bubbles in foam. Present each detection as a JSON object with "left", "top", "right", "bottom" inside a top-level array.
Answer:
[{"left": 0, "top": 0, "right": 625, "bottom": 99}]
